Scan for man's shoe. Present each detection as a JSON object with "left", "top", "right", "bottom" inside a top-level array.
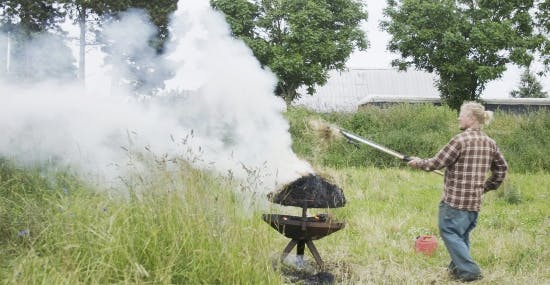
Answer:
[
  {"left": 448, "top": 271, "right": 483, "bottom": 283},
  {"left": 459, "top": 274, "right": 483, "bottom": 283}
]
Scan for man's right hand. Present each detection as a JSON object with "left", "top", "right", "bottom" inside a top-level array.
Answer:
[{"left": 407, "top": 157, "right": 421, "bottom": 168}]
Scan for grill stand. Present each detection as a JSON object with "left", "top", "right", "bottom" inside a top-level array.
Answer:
[
  {"left": 280, "top": 205, "right": 325, "bottom": 268},
  {"left": 281, "top": 239, "right": 324, "bottom": 268}
]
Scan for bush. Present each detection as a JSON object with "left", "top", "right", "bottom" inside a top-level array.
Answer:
[{"left": 492, "top": 110, "right": 550, "bottom": 172}]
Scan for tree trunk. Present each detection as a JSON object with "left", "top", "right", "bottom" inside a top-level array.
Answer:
[
  {"left": 78, "top": 8, "right": 86, "bottom": 85},
  {"left": 5, "top": 31, "right": 11, "bottom": 74},
  {"left": 277, "top": 82, "right": 299, "bottom": 108}
]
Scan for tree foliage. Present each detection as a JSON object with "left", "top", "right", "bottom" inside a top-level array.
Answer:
[
  {"left": 1, "top": 0, "right": 177, "bottom": 90},
  {"left": 381, "top": 0, "right": 545, "bottom": 110},
  {"left": 0, "top": 1, "right": 76, "bottom": 81},
  {"left": 0, "top": 0, "right": 65, "bottom": 35},
  {"left": 537, "top": 0, "right": 550, "bottom": 67},
  {"left": 510, "top": 68, "right": 549, "bottom": 98},
  {"left": 128, "top": 0, "right": 178, "bottom": 52},
  {"left": 211, "top": 0, "right": 368, "bottom": 104},
  {"left": 60, "top": 0, "right": 176, "bottom": 90}
]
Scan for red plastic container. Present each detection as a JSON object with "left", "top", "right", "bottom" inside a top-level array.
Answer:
[{"left": 415, "top": 235, "right": 438, "bottom": 255}]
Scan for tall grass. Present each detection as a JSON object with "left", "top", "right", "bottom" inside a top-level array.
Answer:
[{"left": 0, "top": 159, "right": 283, "bottom": 284}]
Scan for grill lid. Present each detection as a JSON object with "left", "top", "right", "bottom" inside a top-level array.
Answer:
[{"left": 268, "top": 174, "right": 346, "bottom": 208}]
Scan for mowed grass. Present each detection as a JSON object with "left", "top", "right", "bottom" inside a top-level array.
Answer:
[
  {"left": 1, "top": 160, "right": 548, "bottom": 284},
  {"left": 319, "top": 167, "right": 550, "bottom": 284}
]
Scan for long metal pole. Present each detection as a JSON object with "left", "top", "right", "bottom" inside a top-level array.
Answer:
[
  {"left": 340, "top": 130, "right": 444, "bottom": 176},
  {"left": 341, "top": 130, "right": 409, "bottom": 161}
]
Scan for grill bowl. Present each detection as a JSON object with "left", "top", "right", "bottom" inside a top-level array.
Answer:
[{"left": 262, "top": 214, "right": 345, "bottom": 240}]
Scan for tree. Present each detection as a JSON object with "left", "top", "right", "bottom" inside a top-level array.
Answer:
[
  {"left": 0, "top": 0, "right": 65, "bottom": 36},
  {"left": 381, "top": 0, "right": 544, "bottom": 110},
  {"left": 60, "top": 0, "right": 115, "bottom": 82},
  {"left": 211, "top": 0, "right": 368, "bottom": 105},
  {"left": 536, "top": 0, "right": 550, "bottom": 68},
  {"left": 128, "top": 0, "right": 178, "bottom": 53},
  {"left": 510, "top": 68, "right": 549, "bottom": 98},
  {"left": 0, "top": 0, "right": 76, "bottom": 81},
  {"left": 60, "top": 0, "right": 176, "bottom": 90}
]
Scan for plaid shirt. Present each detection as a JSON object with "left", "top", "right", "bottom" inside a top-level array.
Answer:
[{"left": 418, "top": 129, "right": 508, "bottom": 212}]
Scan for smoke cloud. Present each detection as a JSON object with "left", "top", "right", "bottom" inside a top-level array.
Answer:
[{"left": 0, "top": 0, "right": 312, "bottom": 194}]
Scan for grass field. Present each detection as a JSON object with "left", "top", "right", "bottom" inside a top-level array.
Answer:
[
  {"left": 2, "top": 104, "right": 549, "bottom": 284},
  {"left": 315, "top": 167, "right": 550, "bottom": 284},
  {"left": 1, "top": 159, "right": 548, "bottom": 284}
]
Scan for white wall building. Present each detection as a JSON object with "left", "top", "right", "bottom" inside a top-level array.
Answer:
[{"left": 293, "top": 68, "right": 439, "bottom": 112}]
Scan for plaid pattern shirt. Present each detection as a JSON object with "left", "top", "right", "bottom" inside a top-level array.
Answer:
[{"left": 418, "top": 129, "right": 508, "bottom": 212}]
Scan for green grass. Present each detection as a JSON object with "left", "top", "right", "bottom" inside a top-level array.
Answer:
[
  {"left": 0, "top": 161, "right": 283, "bottom": 284},
  {"left": 1, "top": 105, "right": 549, "bottom": 284},
  {"left": 323, "top": 167, "right": 550, "bottom": 284},
  {"left": 1, "top": 159, "right": 549, "bottom": 284}
]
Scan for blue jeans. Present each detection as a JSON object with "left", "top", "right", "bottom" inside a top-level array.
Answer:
[{"left": 438, "top": 202, "right": 482, "bottom": 280}]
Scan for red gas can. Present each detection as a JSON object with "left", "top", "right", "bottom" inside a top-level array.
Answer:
[{"left": 415, "top": 235, "right": 438, "bottom": 255}]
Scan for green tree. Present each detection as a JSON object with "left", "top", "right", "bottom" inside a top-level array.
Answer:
[
  {"left": 510, "top": 68, "right": 549, "bottom": 98},
  {"left": 129, "top": 0, "right": 178, "bottom": 53},
  {"left": 59, "top": 0, "right": 176, "bottom": 90},
  {"left": 0, "top": 0, "right": 65, "bottom": 36},
  {"left": 0, "top": 0, "right": 75, "bottom": 81},
  {"left": 381, "top": 0, "right": 544, "bottom": 110},
  {"left": 211, "top": 0, "right": 368, "bottom": 105},
  {"left": 537, "top": 0, "right": 550, "bottom": 67},
  {"left": 60, "top": 0, "right": 116, "bottom": 82}
]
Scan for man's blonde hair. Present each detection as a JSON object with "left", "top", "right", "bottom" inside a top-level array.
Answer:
[{"left": 460, "top": 101, "right": 494, "bottom": 126}]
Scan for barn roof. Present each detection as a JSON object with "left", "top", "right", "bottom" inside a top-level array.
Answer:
[{"left": 293, "top": 68, "right": 438, "bottom": 112}]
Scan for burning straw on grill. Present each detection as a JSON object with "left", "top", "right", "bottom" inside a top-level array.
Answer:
[{"left": 268, "top": 174, "right": 346, "bottom": 208}]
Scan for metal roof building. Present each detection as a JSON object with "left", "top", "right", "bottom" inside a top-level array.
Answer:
[
  {"left": 293, "top": 68, "right": 439, "bottom": 112},
  {"left": 294, "top": 68, "right": 550, "bottom": 113}
]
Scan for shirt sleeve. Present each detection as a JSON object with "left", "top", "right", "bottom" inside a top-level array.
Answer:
[
  {"left": 417, "top": 137, "right": 461, "bottom": 171},
  {"left": 484, "top": 148, "right": 508, "bottom": 192}
]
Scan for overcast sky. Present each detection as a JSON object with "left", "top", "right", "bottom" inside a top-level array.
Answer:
[{"left": 347, "top": 1, "right": 550, "bottom": 99}]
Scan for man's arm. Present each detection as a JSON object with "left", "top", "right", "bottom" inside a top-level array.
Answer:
[
  {"left": 408, "top": 138, "right": 460, "bottom": 171},
  {"left": 484, "top": 150, "right": 508, "bottom": 193}
]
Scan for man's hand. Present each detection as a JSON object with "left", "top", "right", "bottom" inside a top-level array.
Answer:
[{"left": 407, "top": 157, "right": 421, "bottom": 168}]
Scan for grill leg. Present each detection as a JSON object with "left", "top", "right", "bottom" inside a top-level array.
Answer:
[
  {"left": 281, "top": 239, "right": 324, "bottom": 268},
  {"left": 281, "top": 239, "right": 298, "bottom": 263},
  {"left": 296, "top": 240, "right": 305, "bottom": 255},
  {"left": 296, "top": 241, "right": 306, "bottom": 266},
  {"left": 306, "top": 240, "right": 324, "bottom": 268}
]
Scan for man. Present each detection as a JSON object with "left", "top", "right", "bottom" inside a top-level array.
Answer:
[{"left": 408, "top": 101, "right": 508, "bottom": 282}]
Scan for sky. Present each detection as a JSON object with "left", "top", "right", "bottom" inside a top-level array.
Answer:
[{"left": 347, "top": 1, "right": 550, "bottom": 99}]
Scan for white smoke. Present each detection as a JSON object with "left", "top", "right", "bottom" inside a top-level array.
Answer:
[{"left": 0, "top": 0, "right": 313, "bottom": 193}]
